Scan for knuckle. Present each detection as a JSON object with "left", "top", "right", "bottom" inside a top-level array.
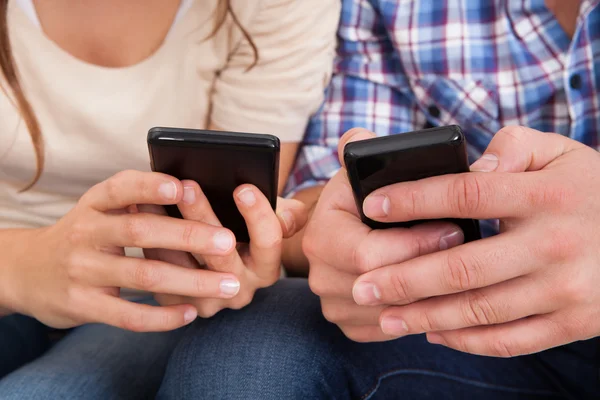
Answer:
[
  {"left": 530, "top": 183, "right": 575, "bottom": 211},
  {"left": 497, "top": 125, "right": 530, "bottom": 144},
  {"left": 461, "top": 291, "right": 499, "bottom": 326},
  {"left": 417, "top": 310, "right": 437, "bottom": 332},
  {"left": 193, "top": 274, "right": 208, "bottom": 296},
  {"left": 122, "top": 216, "right": 149, "bottom": 246},
  {"left": 119, "top": 311, "right": 145, "bottom": 332},
  {"left": 302, "top": 227, "right": 321, "bottom": 261},
  {"left": 105, "top": 174, "right": 125, "bottom": 204},
  {"left": 254, "top": 233, "right": 283, "bottom": 251},
  {"left": 561, "top": 314, "right": 588, "bottom": 340},
  {"left": 490, "top": 338, "right": 519, "bottom": 358},
  {"left": 340, "top": 326, "right": 360, "bottom": 342},
  {"left": 180, "top": 223, "right": 196, "bottom": 248},
  {"left": 390, "top": 272, "right": 412, "bottom": 302},
  {"left": 228, "top": 291, "right": 254, "bottom": 310},
  {"left": 536, "top": 227, "right": 580, "bottom": 263},
  {"left": 408, "top": 188, "right": 423, "bottom": 218},
  {"left": 342, "top": 327, "right": 372, "bottom": 343},
  {"left": 66, "top": 222, "right": 91, "bottom": 245},
  {"left": 308, "top": 268, "right": 328, "bottom": 296},
  {"left": 449, "top": 174, "right": 485, "bottom": 216},
  {"left": 130, "top": 260, "right": 161, "bottom": 291},
  {"left": 258, "top": 269, "right": 280, "bottom": 288},
  {"left": 65, "top": 286, "right": 83, "bottom": 306},
  {"left": 444, "top": 251, "right": 482, "bottom": 292},
  {"left": 352, "top": 239, "right": 378, "bottom": 274},
  {"left": 196, "top": 303, "right": 221, "bottom": 319},
  {"left": 321, "top": 304, "right": 340, "bottom": 324},
  {"left": 64, "top": 251, "right": 89, "bottom": 281},
  {"left": 560, "top": 276, "right": 592, "bottom": 305}
]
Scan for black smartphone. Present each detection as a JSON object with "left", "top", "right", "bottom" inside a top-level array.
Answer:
[
  {"left": 344, "top": 125, "right": 481, "bottom": 243},
  {"left": 147, "top": 127, "right": 280, "bottom": 243}
]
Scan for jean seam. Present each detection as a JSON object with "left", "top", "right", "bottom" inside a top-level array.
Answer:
[{"left": 360, "top": 369, "right": 563, "bottom": 400}]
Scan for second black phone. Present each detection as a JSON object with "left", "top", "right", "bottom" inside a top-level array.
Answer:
[{"left": 344, "top": 125, "right": 481, "bottom": 243}]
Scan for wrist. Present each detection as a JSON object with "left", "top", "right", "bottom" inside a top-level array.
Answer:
[{"left": 0, "top": 228, "right": 38, "bottom": 314}]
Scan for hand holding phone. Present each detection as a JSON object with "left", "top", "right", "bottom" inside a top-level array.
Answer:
[
  {"left": 344, "top": 125, "right": 481, "bottom": 243},
  {"left": 147, "top": 127, "right": 280, "bottom": 242}
]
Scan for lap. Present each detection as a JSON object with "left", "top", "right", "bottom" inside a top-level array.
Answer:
[
  {"left": 0, "top": 306, "right": 183, "bottom": 400},
  {"left": 159, "top": 278, "right": 599, "bottom": 400},
  {"left": 0, "top": 314, "right": 50, "bottom": 379}
]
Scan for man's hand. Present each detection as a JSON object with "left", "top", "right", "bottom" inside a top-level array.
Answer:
[
  {"left": 303, "top": 129, "right": 465, "bottom": 342},
  {"left": 353, "top": 126, "right": 600, "bottom": 357}
]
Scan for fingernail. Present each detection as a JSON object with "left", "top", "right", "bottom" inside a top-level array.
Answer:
[
  {"left": 184, "top": 308, "right": 197, "bottom": 324},
  {"left": 470, "top": 154, "right": 498, "bottom": 172},
  {"left": 237, "top": 188, "right": 256, "bottom": 206},
  {"left": 363, "top": 195, "right": 390, "bottom": 218},
  {"left": 352, "top": 282, "right": 381, "bottom": 305},
  {"left": 278, "top": 210, "right": 295, "bottom": 234},
  {"left": 381, "top": 316, "right": 409, "bottom": 336},
  {"left": 427, "top": 333, "right": 445, "bottom": 345},
  {"left": 183, "top": 185, "right": 196, "bottom": 204},
  {"left": 213, "top": 231, "right": 234, "bottom": 251},
  {"left": 159, "top": 182, "right": 177, "bottom": 201},
  {"left": 439, "top": 228, "right": 465, "bottom": 250},
  {"left": 220, "top": 278, "right": 240, "bottom": 297}
]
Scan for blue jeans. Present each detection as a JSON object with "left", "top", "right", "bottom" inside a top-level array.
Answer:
[{"left": 1, "top": 279, "right": 598, "bottom": 399}]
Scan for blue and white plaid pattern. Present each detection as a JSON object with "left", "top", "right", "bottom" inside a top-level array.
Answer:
[{"left": 286, "top": 0, "right": 600, "bottom": 237}]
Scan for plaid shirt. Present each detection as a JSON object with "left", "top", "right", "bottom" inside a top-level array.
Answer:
[{"left": 286, "top": 0, "right": 600, "bottom": 237}]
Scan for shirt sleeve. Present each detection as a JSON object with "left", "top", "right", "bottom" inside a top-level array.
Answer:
[
  {"left": 284, "top": 0, "right": 422, "bottom": 196},
  {"left": 210, "top": 0, "right": 340, "bottom": 142}
]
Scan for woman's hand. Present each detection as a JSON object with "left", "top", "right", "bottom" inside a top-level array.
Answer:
[
  {"left": 1, "top": 171, "right": 243, "bottom": 332},
  {"left": 353, "top": 126, "right": 600, "bottom": 356},
  {"left": 145, "top": 180, "right": 308, "bottom": 317}
]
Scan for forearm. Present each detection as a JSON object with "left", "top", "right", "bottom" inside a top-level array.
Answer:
[{"left": 282, "top": 185, "right": 324, "bottom": 276}]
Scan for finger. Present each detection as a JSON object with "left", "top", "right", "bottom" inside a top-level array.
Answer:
[
  {"left": 100, "top": 213, "right": 236, "bottom": 256},
  {"left": 144, "top": 247, "right": 199, "bottom": 269},
  {"left": 362, "top": 169, "right": 546, "bottom": 222},
  {"left": 86, "top": 294, "right": 198, "bottom": 332},
  {"left": 308, "top": 265, "right": 358, "bottom": 298},
  {"left": 426, "top": 312, "right": 578, "bottom": 357},
  {"left": 353, "top": 232, "right": 540, "bottom": 306},
  {"left": 378, "top": 275, "right": 557, "bottom": 336},
  {"left": 83, "top": 170, "right": 183, "bottom": 211},
  {"left": 340, "top": 324, "right": 399, "bottom": 343},
  {"left": 470, "top": 126, "right": 581, "bottom": 173},
  {"left": 275, "top": 197, "right": 308, "bottom": 238},
  {"left": 337, "top": 128, "right": 377, "bottom": 168},
  {"left": 179, "top": 180, "right": 221, "bottom": 226},
  {"left": 321, "top": 298, "right": 383, "bottom": 326},
  {"left": 139, "top": 204, "right": 201, "bottom": 269},
  {"left": 234, "top": 184, "right": 282, "bottom": 280},
  {"left": 178, "top": 181, "right": 245, "bottom": 274},
  {"left": 305, "top": 166, "right": 465, "bottom": 273},
  {"left": 309, "top": 219, "right": 464, "bottom": 276},
  {"left": 85, "top": 254, "right": 240, "bottom": 299},
  {"left": 362, "top": 127, "right": 581, "bottom": 223}
]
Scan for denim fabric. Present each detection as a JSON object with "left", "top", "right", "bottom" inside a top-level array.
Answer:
[
  {"left": 1, "top": 280, "right": 598, "bottom": 399},
  {"left": 0, "top": 311, "right": 183, "bottom": 399},
  {"left": 158, "top": 279, "right": 599, "bottom": 400}
]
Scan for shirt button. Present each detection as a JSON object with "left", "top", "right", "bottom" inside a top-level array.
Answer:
[
  {"left": 428, "top": 105, "right": 441, "bottom": 118},
  {"left": 569, "top": 74, "right": 582, "bottom": 90}
]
